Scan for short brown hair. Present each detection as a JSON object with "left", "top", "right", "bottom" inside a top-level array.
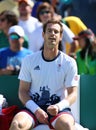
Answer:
[
  {"left": 43, "top": 19, "right": 63, "bottom": 34},
  {"left": 36, "top": 2, "right": 54, "bottom": 22}
]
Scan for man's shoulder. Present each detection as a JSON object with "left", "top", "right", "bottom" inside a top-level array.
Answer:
[
  {"left": 60, "top": 51, "right": 76, "bottom": 63},
  {"left": 22, "top": 51, "right": 42, "bottom": 64},
  {"left": 60, "top": 51, "right": 70, "bottom": 58},
  {"left": 25, "top": 51, "right": 41, "bottom": 58}
]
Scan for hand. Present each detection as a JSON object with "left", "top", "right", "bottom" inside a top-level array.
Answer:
[
  {"left": 1, "top": 68, "right": 14, "bottom": 75},
  {"left": 47, "top": 105, "right": 59, "bottom": 116},
  {"left": 35, "top": 108, "right": 49, "bottom": 124}
]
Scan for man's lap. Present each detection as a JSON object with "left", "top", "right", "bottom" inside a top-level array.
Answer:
[{"left": 21, "top": 107, "right": 74, "bottom": 129}]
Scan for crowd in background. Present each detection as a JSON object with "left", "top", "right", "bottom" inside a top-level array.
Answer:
[
  {"left": 0, "top": 0, "right": 96, "bottom": 76},
  {"left": 0, "top": 1, "right": 95, "bottom": 130}
]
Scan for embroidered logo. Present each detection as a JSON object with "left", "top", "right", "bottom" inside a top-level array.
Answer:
[
  {"left": 34, "top": 65, "right": 40, "bottom": 70},
  {"left": 74, "top": 75, "right": 79, "bottom": 81},
  {"left": 57, "top": 64, "right": 61, "bottom": 71}
]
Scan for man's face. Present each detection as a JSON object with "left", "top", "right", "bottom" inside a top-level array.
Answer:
[
  {"left": 43, "top": 23, "right": 62, "bottom": 49},
  {"left": 9, "top": 33, "right": 24, "bottom": 49},
  {"left": 18, "top": 2, "right": 32, "bottom": 16}
]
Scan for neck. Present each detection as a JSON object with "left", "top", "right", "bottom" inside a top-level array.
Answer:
[
  {"left": 43, "top": 47, "right": 59, "bottom": 60},
  {"left": 20, "top": 14, "right": 30, "bottom": 21},
  {"left": 10, "top": 46, "right": 23, "bottom": 52}
]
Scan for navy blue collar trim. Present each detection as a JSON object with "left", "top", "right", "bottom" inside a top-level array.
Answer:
[{"left": 42, "top": 50, "right": 61, "bottom": 62}]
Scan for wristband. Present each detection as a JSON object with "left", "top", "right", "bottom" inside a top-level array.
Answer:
[
  {"left": 56, "top": 99, "right": 70, "bottom": 111},
  {"left": 25, "top": 100, "right": 40, "bottom": 114}
]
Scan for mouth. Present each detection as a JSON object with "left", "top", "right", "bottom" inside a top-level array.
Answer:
[{"left": 49, "top": 37, "right": 56, "bottom": 42}]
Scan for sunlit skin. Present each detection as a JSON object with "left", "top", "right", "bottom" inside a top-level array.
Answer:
[
  {"left": 8, "top": 33, "right": 24, "bottom": 52},
  {"left": 39, "top": 10, "right": 52, "bottom": 24},
  {"left": 18, "top": 2, "right": 32, "bottom": 20},
  {"left": 78, "top": 38, "right": 86, "bottom": 49},
  {"left": 42, "top": 23, "right": 62, "bottom": 60}
]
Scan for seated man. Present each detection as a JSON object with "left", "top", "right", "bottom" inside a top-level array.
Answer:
[
  {"left": 9, "top": 19, "right": 79, "bottom": 130},
  {"left": 0, "top": 25, "right": 32, "bottom": 75}
]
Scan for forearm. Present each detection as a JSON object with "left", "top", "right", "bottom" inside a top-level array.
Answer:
[
  {"left": 66, "top": 92, "right": 77, "bottom": 106},
  {"left": 56, "top": 86, "right": 77, "bottom": 111},
  {"left": 19, "top": 80, "right": 40, "bottom": 113},
  {"left": 0, "top": 69, "right": 12, "bottom": 75},
  {"left": 0, "top": 69, "right": 5, "bottom": 75},
  {"left": 19, "top": 89, "right": 40, "bottom": 113},
  {"left": 66, "top": 86, "right": 77, "bottom": 105},
  {"left": 19, "top": 89, "right": 31, "bottom": 105}
]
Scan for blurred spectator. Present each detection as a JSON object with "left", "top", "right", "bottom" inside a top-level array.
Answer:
[
  {"left": 61, "top": 16, "right": 88, "bottom": 53},
  {"left": 18, "top": 0, "right": 42, "bottom": 50},
  {"left": 0, "top": 25, "right": 32, "bottom": 76},
  {"left": 0, "top": 10, "right": 28, "bottom": 48},
  {"left": 58, "top": 0, "right": 73, "bottom": 17},
  {"left": 31, "top": 0, "right": 51, "bottom": 18},
  {"left": 30, "top": 2, "right": 77, "bottom": 53},
  {"left": 0, "top": 0, "right": 19, "bottom": 17},
  {"left": 73, "top": 29, "right": 96, "bottom": 75}
]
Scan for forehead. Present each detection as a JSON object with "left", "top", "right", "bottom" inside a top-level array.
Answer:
[
  {"left": 19, "top": 2, "right": 28, "bottom": 6},
  {"left": 46, "top": 23, "right": 61, "bottom": 30}
]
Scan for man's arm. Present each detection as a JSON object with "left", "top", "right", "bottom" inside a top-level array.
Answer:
[
  {"left": 66, "top": 86, "right": 77, "bottom": 105},
  {"left": 19, "top": 80, "right": 49, "bottom": 124},
  {"left": 47, "top": 86, "right": 77, "bottom": 116},
  {"left": 18, "top": 80, "right": 32, "bottom": 105},
  {"left": 0, "top": 67, "right": 15, "bottom": 75}
]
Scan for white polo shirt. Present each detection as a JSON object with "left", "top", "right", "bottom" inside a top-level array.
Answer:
[
  {"left": 18, "top": 16, "right": 42, "bottom": 49},
  {"left": 18, "top": 51, "right": 79, "bottom": 106}
]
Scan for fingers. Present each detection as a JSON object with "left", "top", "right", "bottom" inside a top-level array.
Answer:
[
  {"left": 35, "top": 108, "right": 49, "bottom": 124},
  {"left": 43, "top": 117, "right": 49, "bottom": 125},
  {"left": 47, "top": 105, "right": 59, "bottom": 116},
  {"left": 38, "top": 115, "right": 49, "bottom": 124}
]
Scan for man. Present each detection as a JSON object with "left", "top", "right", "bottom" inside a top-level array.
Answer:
[
  {"left": 0, "top": 25, "right": 32, "bottom": 75},
  {"left": 18, "top": 0, "right": 42, "bottom": 50},
  {"left": 9, "top": 19, "right": 79, "bottom": 130}
]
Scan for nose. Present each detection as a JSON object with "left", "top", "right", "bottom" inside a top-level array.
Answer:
[{"left": 51, "top": 30, "right": 55, "bottom": 35}]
